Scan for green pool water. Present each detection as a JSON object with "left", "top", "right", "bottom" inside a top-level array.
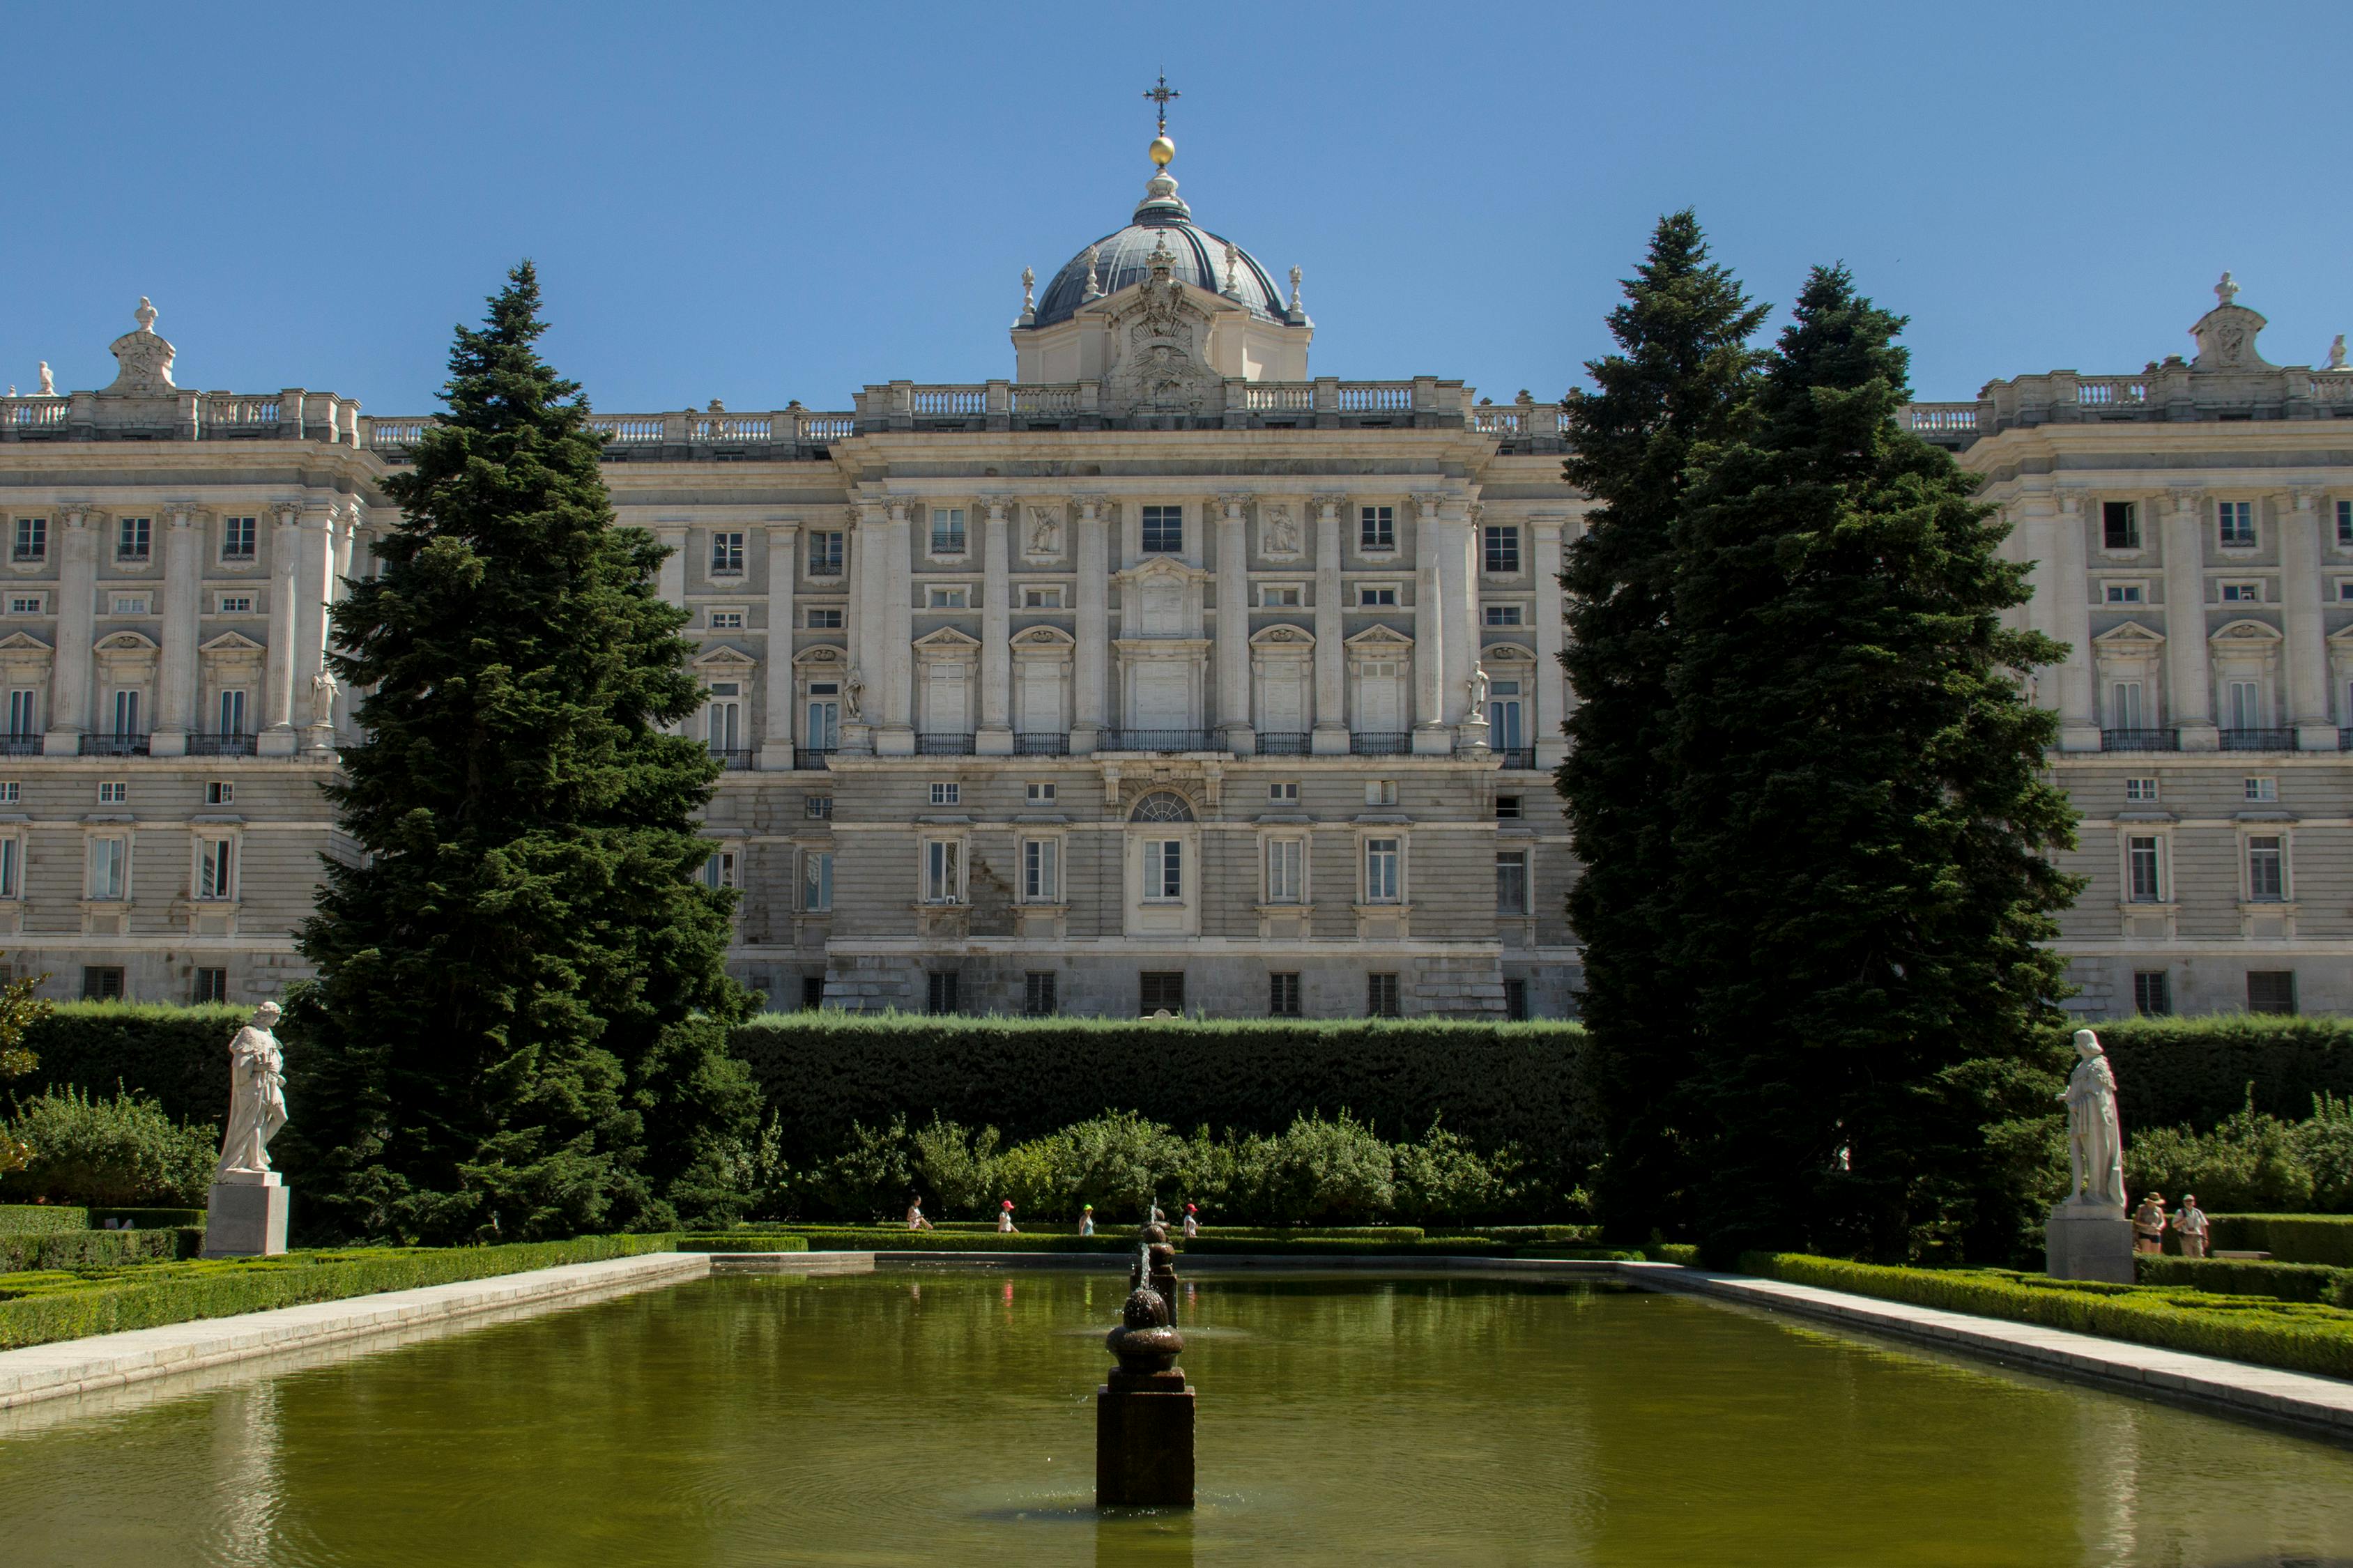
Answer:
[{"left": 3, "top": 1269, "right": 2352, "bottom": 1566}]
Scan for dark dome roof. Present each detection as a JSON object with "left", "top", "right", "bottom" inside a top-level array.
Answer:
[{"left": 1031, "top": 175, "right": 1285, "bottom": 329}]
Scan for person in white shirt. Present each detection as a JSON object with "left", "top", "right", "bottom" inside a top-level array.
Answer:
[
  {"left": 2172, "top": 1194, "right": 2210, "bottom": 1259},
  {"left": 1078, "top": 1204, "right": 1095, "bottom": 1237},
  {"left": 997, "top": 1199, "right": 1018, "bottom": 1234},
  {"left": 905, "top": 1197, "right": 933, "bottom": 1231},
  {"left": 1181, "top": 1203, "right": 1200, "bottom": 1240}
]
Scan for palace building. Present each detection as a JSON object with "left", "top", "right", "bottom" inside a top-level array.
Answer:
[{"left": 0, "top": 145, "right": 2348, "bottom": 1020}]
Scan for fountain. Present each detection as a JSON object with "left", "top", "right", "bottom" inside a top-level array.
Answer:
[{"left": 1096, "top": 1222, "right": 1194, "bottom": 1507}]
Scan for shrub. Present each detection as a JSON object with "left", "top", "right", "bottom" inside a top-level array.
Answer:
[
  {"left": 2124, "top": 1095, "right": 2315, "bottom": 1214},
  {"left": 668, "top": 1234, "right": 809, "bottom": 1253},
  {"left": 2207, "top": 1214, "right": 2353, "bottom": 1269},
  {"left": 12, "top": 1003, "right": 249, "bottom": 1127},
  {"left": 0, "top": 1204, "right": 91, "bottom": 1234},
  {"left": 2298, "top": 1093, "right": 2353, "bottom": 1212},
  {"left": 908, "top": 1116, "right": 1002, "bottom": 1218},
  {"left": 2088, "top": 1016, "right": 2353, "bottom": 1133},
  {"left": 0, "top": 1226, "right": 200, "bottom": 1273},
  {"left": 1239, "top": 1112, "right": 1395, "bottom": 1225},
  {"left": 1, "top": 1088, "right": 218, "bottom": 1206},
  {"left": 2135, "top": 1254, "right": 2353, "bottom": 1308},
  {"left": 1394, "top": 1123, "right": 1546, "bottom": 1227}
]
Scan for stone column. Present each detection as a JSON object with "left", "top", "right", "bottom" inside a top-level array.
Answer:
[
  {"left": 1531, "top": 514, "right": 1568, "bottom": 770},
  {"left": 759, "top": 521, "right": 799, "bottom": 769},
  {"left": 1410, "top": 493, "right": 1450, "bottom": 753},
  {"left": 876, "top": 499, "right": 914, "bottom": 755},
  {"left": 1073, "top": 498, "right": 1108, "bottom": 752},
  {"left": 329, "top": 508, "right": 358, "bottom": 741},
  {"left": 43, "top": 509, "right": 95, "bottom": 754},
  {"left": 1440, "top": 499, "right": 1479, "bottom": 734},
  {"left": 259, "top": 505, "right": 302, "bottom": 755},
  {"left": 1214, "top": 493, "right": 1253, "bottom": 753},
  {"left": 2049, "top": 495, "right": 2099, "bottom": 751},
  {"left": 2162, "top": 490, "right": 2216, "bottom": 750},
  {"left": 151, "top": 507, "right": 203, "bottom": 756},
  {"left": 1310, "top": 495, "right": 1347, "bottom": 755},
  {"left": 841, "top": 503, "right": 881, "bottom": 755},
  {"left": 296, "top": 505, "right": 336, "bottom": 752},
  {"left": 2283, "top": 492, "right": 2336, "bottom": 749},
  {"left": 978, "top": 498, "right": 1013, "bottom": 755}
]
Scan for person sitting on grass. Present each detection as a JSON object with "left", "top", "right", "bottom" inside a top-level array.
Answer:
[
  {"left": 906, "top": 1197, "right": 933, "bottom": 1231},
  {"left": 1078, "top": 1204, "right": 1095, "bottom": 1237},
  {"left": 998, "top": 1199, "right": 1018, "bottom": 1234}
]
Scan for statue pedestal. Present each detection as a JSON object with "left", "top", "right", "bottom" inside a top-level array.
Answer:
[
  {"left": 1096, "top": 1367, "right": 1194, "bottom": 1508},
  {"left": 2046, "top": 1199, "right": 2133, "bottom": 1283},
  {"left": 204, "top": 1171, "right": 289, "bottom": 1258}
]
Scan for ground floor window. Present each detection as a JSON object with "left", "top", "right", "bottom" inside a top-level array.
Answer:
[
  {"left": 1140, "top": 971, "right": 1185, "bottom": 1015},
  {"left": 926, "top": 971, "right": 960, "bottom": 1015},
  {"left": 194, "top": 967, "right": 228, "bottom": 1004},
  {"left": 2131, "top": 970, "right": 2170, "bottom": 1017},
  {"left": 2247, "top": 970, "right": 2297, "bottom": 1016},
  {"left": 1024, "top": 971, "right": 1057, "bottom": 1017},
  {"left": 1367, "top": 972, "right": 1401, "bottom": 1018},
  {"left": 1504, "top": 978, "right": 1528, "bottom": 1021},
  {"left": 82, "top": 965, "right": 124, "bottom": 1001},
  {"left": 801, "top": 976, "right": 825, "bottom": 1011},
  {"left": 1269, "top": 972, "right": 1301, "bottom": 1017}
]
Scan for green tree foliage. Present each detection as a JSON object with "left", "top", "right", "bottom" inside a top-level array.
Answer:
[
  {"left": 1, "top": 1087, "right": 216, "bottom": 1206},
  {"left": 291, "top": 264, "right": 754, "bottom": 1245},
  {"left": 1556, "top": 212, "right": 1768, "bottom": 1243},
  {"left": 0, "top": 952, "right": 53, "bottom": 1176},
  {"left": 1669, "top": 266, "right": 2082, "bottom": 1266}
]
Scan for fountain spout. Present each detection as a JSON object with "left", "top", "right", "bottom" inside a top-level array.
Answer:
[{"left": 1096, "top": 1221, "right": 1196, "bottom": 1507}]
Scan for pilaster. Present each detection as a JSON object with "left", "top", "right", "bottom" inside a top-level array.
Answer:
[
  {"left": 2050, "top": 495, "right": 2099, "bottom": 750},
  {"left": 977, "top": 498, "right": 1013, "bottom": 754},
  {"left": 1310, "top": 495, "right": 1347, "bottom": 754},
  {"left": 843, "top": 503, "right": 884, "bottom": 755},
  {"left": 296, "top": 504, "right": 336, "bottom": 753},
  {"left": 1214, "top": 493, "right": 1253, "bottom": 753},
  {"left": 151, "top": 507, "right": 203, "bottom": 755},
  {"left": 760, "top": 521, "right": 800, "bottom": 769},
  {"left": 1531, "top": 514, "right": 1568, "bottom": 770},
  {"left": 1073, "top": 498, "right": 1109, "bottom": 752},
  {"left": 1410, "top": 493, "right": 1449, "bottom": 753},
  {"left": 259, "top": 504, "right": 301, "bottom": 755},
  {"left": 2283, "top": 491, "right": 2334, "bottom": 748},
  {"left": 43, "top": 509, "right": 95, "bottom": 753},
  {"left": 2162, "top": 489, "right": 2217, "bottom": 749},
  {"left": 876, "top": 499, "right": 914, "bottom": 754}
]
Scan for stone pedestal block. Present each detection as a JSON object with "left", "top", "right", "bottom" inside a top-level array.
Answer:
[
  {"left": 204, "top": 1174, "right": 289, "bottom": 1257},
  {"left": 2046, "top": 1199, "right": 2133, "bottom": 1283},
  {"left": 1096, "top": 1369, "right": 1194, "bottom": 1507}
]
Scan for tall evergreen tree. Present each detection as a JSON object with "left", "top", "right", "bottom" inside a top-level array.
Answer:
[
  {"left": 1668, "top": 266, "right": 2081, "bottom": 1266},
  {"left": 1556, "top": 212, "right": 1768, "bottom": 1243},
  {"left": 291, "top": 263, "right": 755, "bottom": 1245}
]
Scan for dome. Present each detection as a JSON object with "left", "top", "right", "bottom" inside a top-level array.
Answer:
[{"left": 1030, "top": 170, "right": 1287, "bottom": 330}]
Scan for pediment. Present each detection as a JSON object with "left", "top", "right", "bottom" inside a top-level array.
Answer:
[
  {"left": 2210, "top": 618, "right": 2282, "bottom": 644},
  {"left": 1344, "top": 624, "right": 1414, "bottom": 650},
  {"left": 199, "top": 631, "right": 266, "bottom": 654},
  {"left": 912, "top": 627, "right": 982, "bottom": 651},
  {"left": 1121, "top": 554, "right": 1204, "bottom": 581},
  {"left": 792, "top": 643, "right": 847, "bottom": 665},
  {"left": 1012, "top": 624, "right": 1075, "bottom": 647},
  {"left": 1249, "top": 623, "right": 1314, "bottom": 647},
  {"left": 691, "top": 643, "right": 757, "bottom": 670},
  {"left": 94, "top": 630, "right": 158, "bottom": 653},
  {"left": 2329, "top": 624, "right": 2353, "bottom": 646},
  {"left": 1480, "top": 640, "right": 1538, "bottom": 664},
  {"left": 0, "top": 631, "right": 52, "bottom": 654},
  {"left": 2094, "top": 620, "right": 2165, "bottom": 645}
]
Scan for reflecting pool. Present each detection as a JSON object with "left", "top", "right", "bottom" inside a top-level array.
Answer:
[{"left": 3, "top": 1270, "right": 2352, "bottom": 1566}]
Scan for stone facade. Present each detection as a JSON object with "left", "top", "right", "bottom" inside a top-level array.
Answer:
[{"left": 1, "top": 187, "right": 2346, "bottom": 1020}]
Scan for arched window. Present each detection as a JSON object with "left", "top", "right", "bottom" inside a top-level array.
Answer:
[{"left": 1129, "top": 790, "right": 1195, "bottom": 823}]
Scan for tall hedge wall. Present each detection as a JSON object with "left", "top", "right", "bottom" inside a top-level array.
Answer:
[
  {"left": 9, "top": 1003, "right": 250, "bottom": 1126},
  {"left": 2092, "top": 1017, "right": 2353, "bottom": 1132}
]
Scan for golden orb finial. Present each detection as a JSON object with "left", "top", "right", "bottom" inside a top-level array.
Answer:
[{"left": 1149, "top": 134, "right": 1175, "bottom": 168}]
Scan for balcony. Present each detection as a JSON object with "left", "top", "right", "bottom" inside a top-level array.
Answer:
[
  {"left": 917, "top": 732, "right": 976, "bottom": 756},
  {"left": 707, "top": 748, "right": 754, "bottom": 771},
  {"left": 2101, "top": 728, "right": 2180, "bottom": 753},
  {"left": 0, "top": 735, "right": 40, "bottom": 758},
  {"left": 1257, "top": 732, "right": 1311, "bottom": 756},
  {"left": 794, "top": 745, "right": 836, "bottom": 771},
  {"left": 1495, "top": 746, "right": 1538, "bottom": 771},
  {"left": 1014, "top": 732, "right": 1069, "bottom": 756},
  {"left": 1351, "top": 732, "right": 1412, "bottom": 756},
  {"left": 189, "top": 732, "right": 258, "bottom": 758},
  {"left": 2221, "top": 728, "right": 2296, "bottom": 753},
  {"left": 79, "top": 732, "right": 150, "bottom": 758},
  {"left": 1107, "top": 729, "right": 1215, "bottom": 753}
]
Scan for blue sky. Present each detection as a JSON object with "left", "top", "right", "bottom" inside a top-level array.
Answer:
[{"left": 6, "top": 3, "right": 2349, "bottom": 415}]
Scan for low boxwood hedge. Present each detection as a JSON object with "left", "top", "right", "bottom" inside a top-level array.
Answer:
[
  {"left": 0, "top": 1226, "right": 201, "bottom": 1274},
  {"left": 2209, "top": 1214, "right": 2353, "bottom": 1268},
  {"left": 88, "top": 1206, "right": 206, "bottom": 1229},
  {"left": 670, "top": 1235, "right": 809, "bottom": 1254},
  {"left": 0, "top": 1233, "right": 673, "bottom": 1351},
  {"left": 2136, "top": 1254, "right": 2352, "bottom": 1307},
  {"left": 0, "top": 1204, "right": 91, "bottom": 1234},
  {"left": 1741, "top": 1251, "right": 2353, "bottom": 1382}
]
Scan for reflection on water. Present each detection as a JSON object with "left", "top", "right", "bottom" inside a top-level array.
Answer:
[{"left": 1, "top": 1270, "right": 2350, "bottom": 1567}]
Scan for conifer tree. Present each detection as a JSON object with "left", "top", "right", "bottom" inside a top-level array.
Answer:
[
  {"left": 292, "top": 263, "right": 755, "bottom": 1245},
  {"left": 1668, "top": 266, "right": 2080, "bottom": 1266},
  {"left": 1556, "top": 213, "right": 1767, "bottom": 1242}
]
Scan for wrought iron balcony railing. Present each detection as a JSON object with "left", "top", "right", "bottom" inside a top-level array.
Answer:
[
  {"left": 707, "top": 747, "right": 754, "bottom": 771},
  {"left": 79, "top": 732, "right": 150, "bottom": 758},
  {"left": 1014, "top": 732, "right": 1069, "bottom": 756},
  {"left": 794, "top": 745, "right": 836, "bottom": 771},
  {"left": 2220, "top": 728, "right": 2296, "bottom": 753},
  {"left": 1351, "top": 731, "right": 1412, "bottom": 756},
  {"left": 917, "top": 732, "right": 976, "bottom": 756},
  {"left": 189, "top": 732, "right": 258, "bottom": 757},
  {"left": 1107, "top": 729, "right": 1215, "bottom": 753},
  {"left": 0, "top": 735, "right": 40, "bottom": 757},
  {"left": 1255, "top": 732, "right": 1311, "bottom": 755},
  {"left": 2101, "top": 728, "right": 2180, "bottom": 753}
]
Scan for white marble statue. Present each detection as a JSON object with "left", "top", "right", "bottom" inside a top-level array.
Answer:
[
  {"left": 37, "top": 361, "right": 54, "bottom": 396},
  {"left": 215, "top": 1002, "right": 288, "bottom": 1181},
  {"left": 1028, "top": 507, "right": 1060, "bottom": 555},
  {"left": 2329, "top": 334, "right": 2347, "bottom": 371},
  {"left": 1465, "top": 663, "right": 1492, "bottom": 715},
  {"left": 309, "top": 669, "right": 339, "bottom": 725},
  {"left": 1264, "top": 504, "right": 1298, "bottom": 554},
  {"left": 843, "top": 664, "right": 865, "bottom": 721},
  {"left": 2059, "top": 1027, "right": 2125, "bottom": 1206}
]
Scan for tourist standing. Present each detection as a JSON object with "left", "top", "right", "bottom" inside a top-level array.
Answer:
[
  {"left": 1182, "top": 1203, "right": 1200, "bottom": 1240},
  {"left": 906, "top": 1197, "right": 933, "bottom": 1231},
  {"left": 998, "top": 1199, "right": 1018, "bottom": 1234},
  {"left": 1079, "top": 1204, "right": 1095, "bottom": 1237},
  {"left": 2131, "top": 1192, "right": 2168, "bottom": 1255},
  {"left": 2172, "top": 1194, "right": 2209, "bottom": 1259}
]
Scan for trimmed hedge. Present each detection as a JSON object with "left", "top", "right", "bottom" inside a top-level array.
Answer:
[
  {"left": 0, "top": 1227, "right": 201, "bottom": 1274},
  {"left": 670, "top": 1234, "right": 808, "bottom": 1253},
  {"left": 1742, "top": 1251, "right": 2353, "bottom": 1382},
  {"left": 0, "top": 1204, "right": 89, "bottom": 1235},
  {"left": 2092, "top": 1017, "right": 2353, "bottom": 1133},
  {"left": 2209, "top": 1214, "right": 2353, "bottom": 1268},
  {"left": 88, "top": 1206, "right": 205, "bottom": 1229},
  {"left": 2136, "top": 1254, "right": 2352, "bottom": 1307},
  {"left": 0, "top": 1233, "right": 672, "bottom": 1350},
  {"left": 11, "top": 1003, "right": 250, "bottom": 1127}
]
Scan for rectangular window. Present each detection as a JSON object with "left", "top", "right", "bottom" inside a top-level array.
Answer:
[
  {"left": 6, "top": 594, "right": 41, "bottom": 615},
  {"left": 1365, "top": 838, "right": 1402, "bottom": 903},
  {"left": 98, "top": 781, "right": 125, "bottom": 804},
  {"left": 2133, "top": 970, "right": 2171, "bottom": 1017},
  {"left": 2246, "top": 836, "right": 2286, "bottom": 902},
  {"left": 805, "top": 794, "right": 833, "bottom": 820},
  {"left": 1140, "top": 971, "right": 1185, "bottom": 1015},
  {"left": 1504, "top": 978, "right": 1529, "bottom": 1022},
  {"left": 1022, "top": 838, "right": 1060, "bottom": 902},
  {"left": 13, "top": 517, "right": 45, "bottom": 562},
  {"left": 1269, "top": 972, "right": 1302, "bottom": 1017},
  {"left": 2226, "top": 680, "right": 2262, "bottom": 730},
  {"left": 1366, "top": 780, "right": 1397, "bottom": 806},
  {"left": 1482, "top": 525, "right": 1522, "bottom": 574},
  {"left": 2103, "top": 583, "right": 2144, "bottom": 605},
  {"left": 1024, "top": 971, "right": 1058, "bottom": 1017},
  {"left": 804, "top": 606, "right": 844, "bottom": 629},
  {"left": 1146, "top": 839, "right": 1183, "bottom": 900},
  {"left": 807, "top": 532, "right": 845, "bottom": 576},
  {"left": 1269, "top": 781, "right": 1298, "bottom": 803},
  {"left": 1360, "top": 506, "right": 1395, "bottom": 551},
  {"left": 1027, "top": 782, "right": 1057, "bottom": 804},
  {"left": 110, "top": 594, "right": 151, "bottom": 617},
  {"left": 197, "top": 838, "right": 235, "bottom": 900},
  {"left": 2247, "top": 970, "right": 2297, "bottom": 1016},
  {"left": 929, "top": 782, "right": 960, "bottom": 806},
  {"left": 6, "top": 689, "right": 36, "bottom": 737},
  {"left": 116, "top": 516, "right": 151, "bottom": 562},
  {"left": 0, "top": 783, "right": 17, "bottom": 804},
  {"left": 2108, "top": 682, "right": 2142, "bottom": 728},
  {"left": 217, "top": 595, "right": 254, "bottom": 615},
  {"left": 194, "top": 967, "right": 228, "bottom": 1004},
  {"left": 707, "top": 609, "right": 745, "bottom": 630},
  {"left": 710, "top": 532, "right": 745, "bottom": 575},
  {"left": 699, "top": 848, "right": 737, "bottom": 890},
  {"left": 2124, "top": 777, "right": 2158, "bottom": 803},
  {"left": 1367, "top": 973, "right": 1401, "bottom": 1018},
  {"left": 1496, "top": 794, "right": 1523, "bottom": 820},
  {"left": 1139, "top": 505, "right": 1183, "bottom": 555},
  {"left": 1357, "top": 585, "right": 1399, "bottom": 607},
  {"left": 221, "top": 516, "right": 257, "bottom": 560},
  {"left": 88, "top": 836, "right": 126, "bottom": 900},
  {"left": 924, "top": 839, "right": 962, "bottom": 903},
  {"left": 2339, "top": 500, "right": 2353, "bottom": 548},
  {"left": 929, "top": 508, "right": 967, "bottom": 556},
  {"left": 1482, "top": 604, "right": 1524, "bottom": 626},
  {"left": 2218, "top": 500, "right": 2255, "bottom": 546},
  {"left": 801, "top": 976, "right": 826, "bottom": 1011},
  {"left": 926, "top": 971, "right": 960, "bottom": 1015},
  {"left": 802, "top": 851, "right": 833, "bottom": 912},
  {"left": 0, "top": 836, "right": 17, "bottom": 898},
  {"left": 1024, "top": 586, "right": 1066, "bottom": 609},
  {"left": 218, "top": 689, "right": 248, "bottom": 737},
  {"left": 206, "top": 781, "right": 233, "bottom": 806},
  {"left": 926, "top": 586, "right": 969, "bottom": 610},
  {"left": 2244, "top": 776, "right": 2277, "bottom": 803},
  {"left": 1265, "top": 838, "right": 1304, "bottom": 904},
  {"left": 1259, "top": 585, "right": 1302, "bottom": 607},
  {"left": 2219, "top": 582, "right": 2261, "bottom": 604},
  {"left": 82, "top": 966, "right": 124, "bottom": 1001},
  {"left": 2126, "top": 836, "right": 2163, "bottom": 903},
  {"left": 2102, "top": 500, "right": 2140, "bottom": 551},
  {"left": 1496, "top": 850, "right": 1530, "bottom": 915}
]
